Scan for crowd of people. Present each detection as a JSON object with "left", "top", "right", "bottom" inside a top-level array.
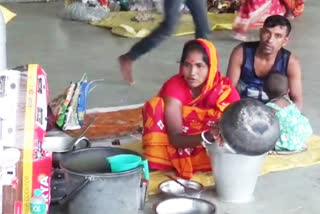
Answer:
[{"left": 117, "top": 1, "right": 311, "bottom": 178}]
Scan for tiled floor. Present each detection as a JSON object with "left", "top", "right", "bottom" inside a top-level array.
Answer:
[{"left": 1, "top": 0, "right": 320, "bottom": 213}]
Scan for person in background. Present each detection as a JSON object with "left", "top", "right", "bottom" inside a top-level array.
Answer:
[
  {"left": 142, "top": 39, "right": 240, "bottom": 179},
  {"left": 264, "top": 73, "right": 312, "bottom": 151},
  {"left": 232, "top": 0, "right": 304, "bottom": 41},
  {"left": 227, "top": 15, "right": 303, "bottom": 109},
  {"left": 118, "top": 0, "right": 210, "bottom": 85}
]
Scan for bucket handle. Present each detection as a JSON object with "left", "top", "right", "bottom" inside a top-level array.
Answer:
[
  {"left": 139, "top": 160, "right": 150, "bottom": 209},
  {"left": 139, "top": 179, "right": 148, "bottom": 210},
  {"left": 72, "top": 136, "right": 91, "bottom": 151},
  {"left": 152, "top": 203, "right": 158, "bottom": 213},
  {"left": 58, "top": 177, "right": 91, "bottom": 206},
  {"left": 140, "top": 159, "right": 150, "bottom": 180},
  {"left": 201, "top": 131, "right": 236, "bottom": 154}
]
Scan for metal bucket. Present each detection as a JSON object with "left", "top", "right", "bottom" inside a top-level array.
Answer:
[
  {"left": 204, "top": 142, "right": 266, "bottom": 203},
  {"left": 59, "top": 147, "right": 148, "bottom": 214}
]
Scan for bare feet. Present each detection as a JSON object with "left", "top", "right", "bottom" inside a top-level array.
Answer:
[{"left": 118, "top": 54, "right": 135, "bottom": 85}]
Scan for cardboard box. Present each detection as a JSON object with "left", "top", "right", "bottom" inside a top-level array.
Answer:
[{"left": 0, "top": 64, "right": 52, "bottom": 214}]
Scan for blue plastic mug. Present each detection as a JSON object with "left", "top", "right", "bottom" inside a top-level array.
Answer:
[{"left": 107, "top": 154, "right": 150, "bottom": 180}]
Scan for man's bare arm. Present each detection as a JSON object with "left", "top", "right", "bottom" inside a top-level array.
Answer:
[
  {"left": 226, "top": 44, "right": 243, "bottom": 87},
  {"left": 287, "top": 54, "right": 303, "bottom": 110}
]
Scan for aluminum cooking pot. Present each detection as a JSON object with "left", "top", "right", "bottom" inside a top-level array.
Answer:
[
  {"left": 42, "top": 130, "right": 90, "bottom": 153},
  {"left": 43, "top": 117, "right": 97, "bottom": 167},
  {"left": 42, "top": 130, "right": 91, "bottom": 168},
  {"left": 57, "top": 147, "right": 149, "bottom": 214},
  {"left": 219, "top": 99, "right": 280, "bottom": 155}
]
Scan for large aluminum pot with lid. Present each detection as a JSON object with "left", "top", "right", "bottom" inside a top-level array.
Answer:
[{"left": 219, "top": 99, "right": 280, "bottom": 155}]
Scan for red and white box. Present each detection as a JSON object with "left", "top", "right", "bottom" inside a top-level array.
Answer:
[{"left": 0, "top": 64, "right": 52, "bottom": 214}]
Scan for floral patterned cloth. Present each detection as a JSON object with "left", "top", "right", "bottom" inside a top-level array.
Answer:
[{"left": 266, "top": 96, "right": 313, "bottom": 151}]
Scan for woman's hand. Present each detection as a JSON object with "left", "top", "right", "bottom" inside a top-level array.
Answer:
[
  {"left": 164, "top": 96, "right": 204, "bottom": 148},
  {"left": 208, "top": 121, "right": 224, "bottom": 146}
]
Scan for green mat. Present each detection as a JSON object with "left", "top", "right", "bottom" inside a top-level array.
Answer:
[{"left": 91, "top": 11, "right": 236, "bottom": 38}]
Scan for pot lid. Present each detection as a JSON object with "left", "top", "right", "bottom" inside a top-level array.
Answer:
[{"left": 220, "top": 99, "right": 280, "bottom": 155}]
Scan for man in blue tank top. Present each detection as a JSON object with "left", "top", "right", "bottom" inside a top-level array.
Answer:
[{"left": 227, "top": 15, "right": 303, "bottom": 109}]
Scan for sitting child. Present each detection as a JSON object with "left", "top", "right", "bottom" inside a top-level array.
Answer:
[{"left": 263, "top": 73, "right": 313, "bottom": 151}]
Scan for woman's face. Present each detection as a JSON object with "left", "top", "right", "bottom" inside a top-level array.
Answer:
[{"left": 181, "top": 50, "right": 209, "bottom": 89}]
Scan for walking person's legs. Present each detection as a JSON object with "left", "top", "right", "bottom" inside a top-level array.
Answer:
[
  {"left": 119, "top": 0, "right": 183, "bottom": 85},
  {"left": 185, "top": 0, "right": 210, "bottom": 39}
]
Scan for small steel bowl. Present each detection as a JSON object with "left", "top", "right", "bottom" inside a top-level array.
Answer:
[
  {"left": 154, "top": 197, "right": 216, "bottom": 214},
  {"left": 159, "top": 179, "right": 203, "bottom": 198}
]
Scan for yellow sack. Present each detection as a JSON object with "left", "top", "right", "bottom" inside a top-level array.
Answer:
[
  {"left": 0, "top": 5, "right": 17, "bottom": 24},
  {"left": 91, "top": 11, "right": 236, "bottom": 38}
]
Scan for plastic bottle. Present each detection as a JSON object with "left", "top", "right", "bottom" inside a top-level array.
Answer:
[{"left": 30, "top": 189, "right": 46, "bottom": 214}]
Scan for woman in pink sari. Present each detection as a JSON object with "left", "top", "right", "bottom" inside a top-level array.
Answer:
[
  {"left": 233, "top": 0, "right": 304, "bottom": 41},
  {"left": 142, "top": 39, "right": 240, "bottom": 179}
]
